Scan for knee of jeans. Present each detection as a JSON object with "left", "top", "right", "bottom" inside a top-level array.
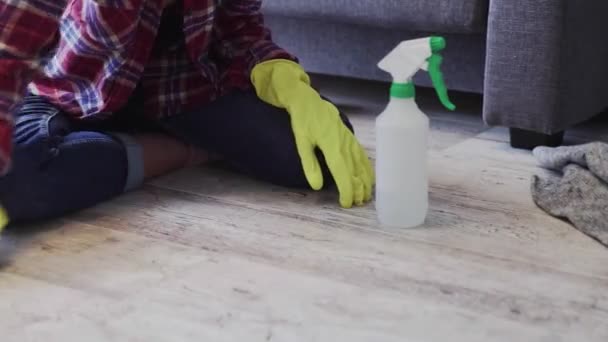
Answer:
[
  {"left": 0, "top": 150, "right": 43, "bottom": 222},
  {"left": 259, "top": 144, "right": 308, "bottom": 189},
  {"left": 0, "top": 132, "right": 129, "bottom": 223}
]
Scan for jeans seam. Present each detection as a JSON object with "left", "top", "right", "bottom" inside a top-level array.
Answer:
[
  {"left": 42, "top": 112, "right": 59, "bottom": 138},
  {"left": 61, "top": 137, "right": 120, "bottom": 149}
]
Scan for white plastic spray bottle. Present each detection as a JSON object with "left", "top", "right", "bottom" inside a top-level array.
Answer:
[{"left": 375, "top": 36, "right": 455, "bottom": 228}]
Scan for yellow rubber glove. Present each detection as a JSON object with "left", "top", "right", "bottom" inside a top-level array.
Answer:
[
  {"left": 0, "top": 206, "right": 8, "bottom": 234},
  {"left": 251, "top": 59, "right": 374, "bottom": 208}
]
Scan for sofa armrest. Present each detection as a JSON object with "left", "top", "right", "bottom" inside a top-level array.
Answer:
[{"left": 483, "top": 0, "right": 608, "bottom": 134}]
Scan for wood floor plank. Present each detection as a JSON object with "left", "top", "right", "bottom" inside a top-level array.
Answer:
[
  {"left": 55, "top": 181, "right": 606, "bottom": 330},
  {"left": 4, "top": 221, "right": 596, "bottom": 342},
  {"left": 0, "top": 272, "right": 123, "bottom": 342},
  {"left": 146, "top": 139, "right": 608, "bottom": 280}
]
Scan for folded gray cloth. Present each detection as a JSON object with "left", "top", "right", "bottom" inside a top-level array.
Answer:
[{"left": 531, "top": 142, "right": 608, "bottom": 247}]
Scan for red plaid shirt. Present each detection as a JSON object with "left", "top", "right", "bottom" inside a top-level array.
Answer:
[{"left": 0, "top": 0, "right": 295, "bottom": 175}]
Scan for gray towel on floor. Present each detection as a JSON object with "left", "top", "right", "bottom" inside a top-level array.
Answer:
[{"left": 531, "top": 142, "right": 608, "bottom": 247}]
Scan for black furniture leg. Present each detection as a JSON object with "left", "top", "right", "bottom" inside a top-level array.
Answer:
[{"left": 509, "top": 128, "right": 564, "bottom": 150}]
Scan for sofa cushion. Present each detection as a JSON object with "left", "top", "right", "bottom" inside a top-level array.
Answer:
[{"left": 262, "top": 0, "right": 488, "bottom": 34}]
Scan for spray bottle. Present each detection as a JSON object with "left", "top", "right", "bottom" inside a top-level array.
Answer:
[{"left": 375, "top": 36, "right": 455, "bottom": 228}]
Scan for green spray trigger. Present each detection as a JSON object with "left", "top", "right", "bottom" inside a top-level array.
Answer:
[{"left": 427, "top": 53, "right": 455, "bottom": 111}]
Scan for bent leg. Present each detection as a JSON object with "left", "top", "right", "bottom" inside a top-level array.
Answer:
[
  {"left": 0, "top": 96, "right": 137, "bottom": 223},
  {"left": 160, "top": 90, "right": 354, "bottom": 188}
]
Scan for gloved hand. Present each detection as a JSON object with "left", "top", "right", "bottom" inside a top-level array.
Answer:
[
  {"left": 251, "top": 59, "right": 374, "bottom": 208},
  {"left": 0, "top": 205, "right": 8, "bottom": 234}
]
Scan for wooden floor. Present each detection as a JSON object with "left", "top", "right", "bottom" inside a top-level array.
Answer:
[{"left": 1, "top": 77, "right": 607, "bottom": 341}]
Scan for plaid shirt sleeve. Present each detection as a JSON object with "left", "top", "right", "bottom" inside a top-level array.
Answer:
[
  {"left": 0, "top": 0, "right": 66, "bottom": 176},
  {"left": 212, "top": 0, "right": 297, "bottom": 91}
]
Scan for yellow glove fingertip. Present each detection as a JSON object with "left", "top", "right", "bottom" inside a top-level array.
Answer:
[
  {"left": 299, "top": 151, "right": 324, "bottom": 191},
  {"left": 0, "top": 206, "right": 9, "bottom": 233},
  {"left": 353, "top": 177, "right": 365, "bottom": 206},
  {"left": 307, "top": 172, "right": 324, "bottom": 191},
  {"left": 293, "top": 136, "right": 324, "bottom": 191},
  {"left": 340, "top": 197, "right": 353, "bottom": 209}
]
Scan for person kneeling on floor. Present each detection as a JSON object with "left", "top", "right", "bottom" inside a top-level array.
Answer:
[{"left": 0, "top": 0, "right": 373, "bottom": 226}]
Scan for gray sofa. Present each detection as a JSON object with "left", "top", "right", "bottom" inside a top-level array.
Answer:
[{"left": 262, "top": 0, "right": 608, "bottom": 148}]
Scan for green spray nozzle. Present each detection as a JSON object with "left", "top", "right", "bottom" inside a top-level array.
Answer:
[
  {"left": 430, "top": 36, "right": 446, "bottom": 53},
  {"left": 378, "top": 36, "right": 456, "bottom": 109}
]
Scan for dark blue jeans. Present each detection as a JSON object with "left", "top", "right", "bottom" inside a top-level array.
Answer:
[{"left": 0, "top": 90, "right": 352, "bottom": 223}]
